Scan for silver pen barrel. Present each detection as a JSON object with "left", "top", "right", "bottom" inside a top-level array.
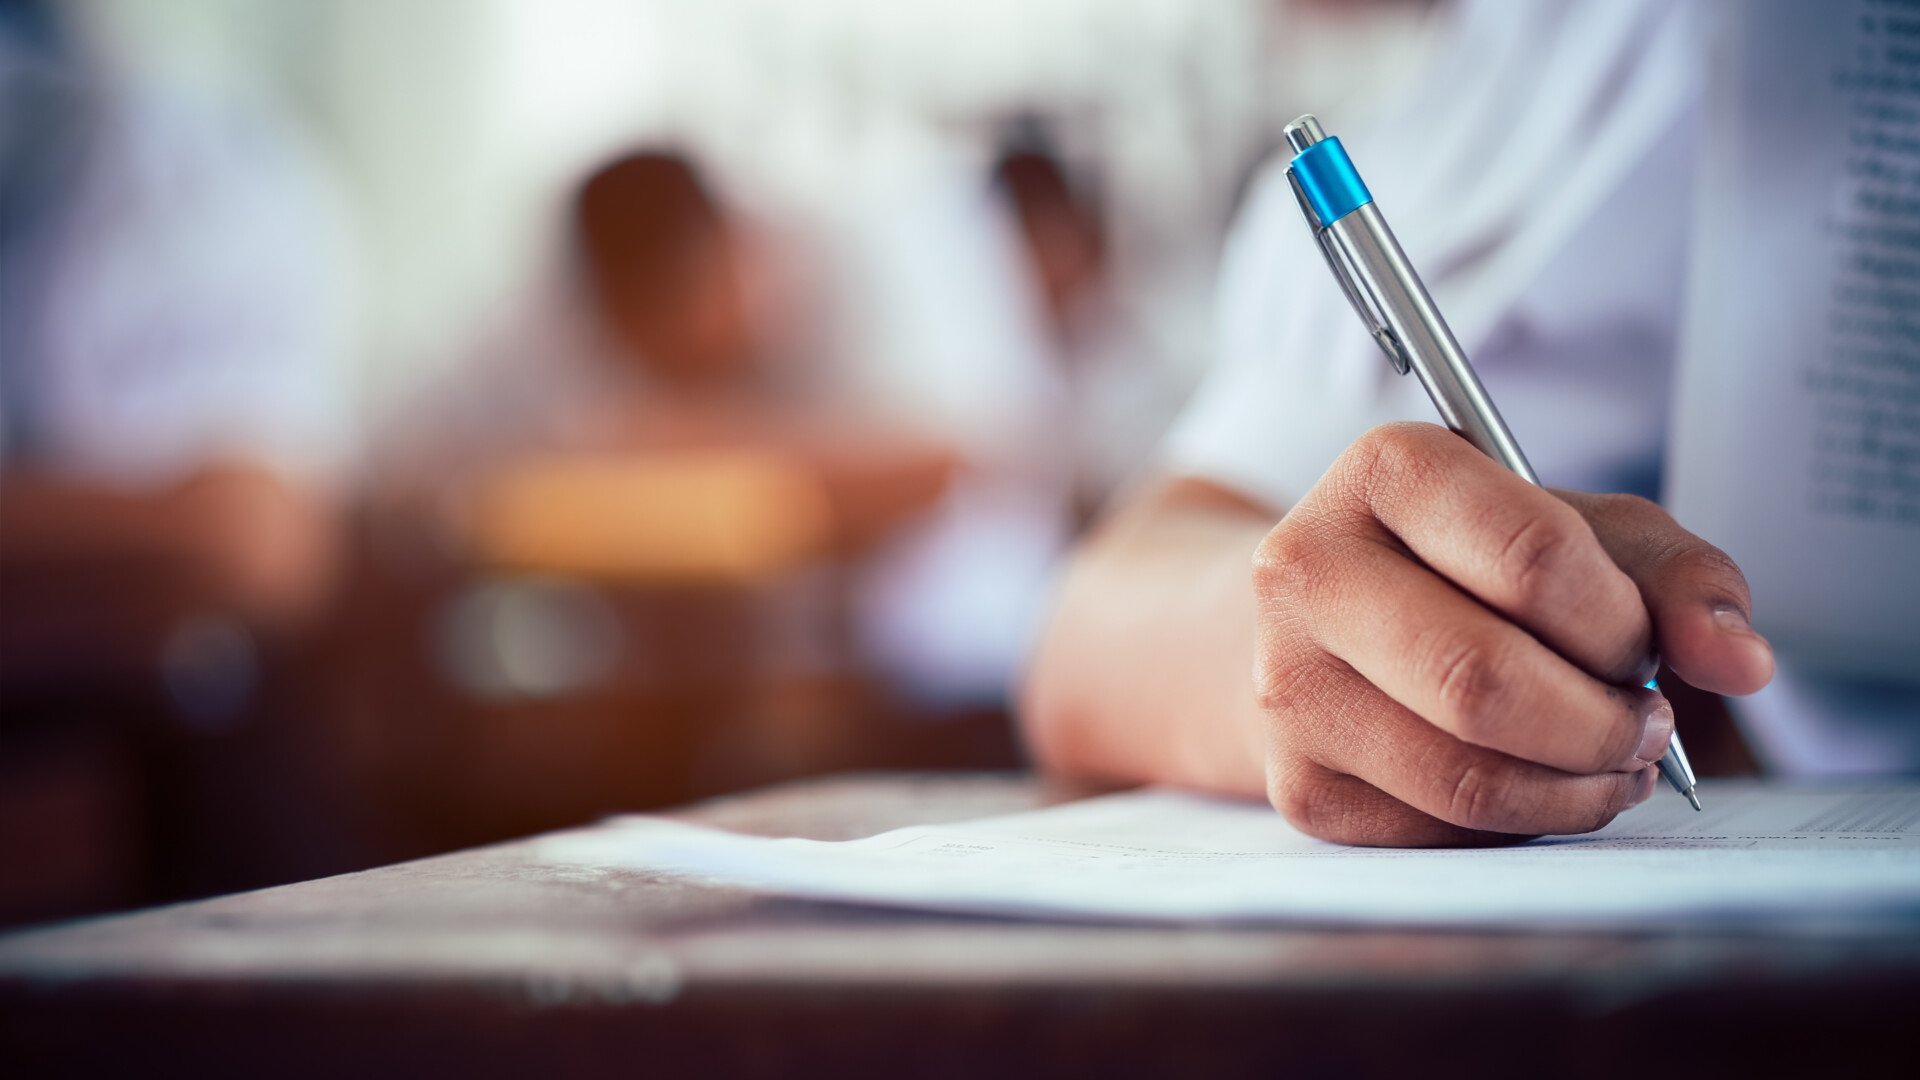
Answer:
[
  {"left": 1287, "top": 114, "right": 1538, "bottom": 482},
  {"left": 1323, "top": 204, "right": 1540, "bottom": 484},
  {"left": 1285, "top": 114, "right": 1699, "bottom": 810}
]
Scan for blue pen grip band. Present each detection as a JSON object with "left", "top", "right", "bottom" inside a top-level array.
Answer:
[{"left": 1291, "top": 136, "right": 1373, "bottom": 226}]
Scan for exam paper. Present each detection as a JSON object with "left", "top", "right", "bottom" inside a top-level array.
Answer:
[
  {"left": 1669, "top": 0, "right": 1920, "bottom": 682},
  {"left": 536, "top": 781, "right": 1920, "bottom": 927}
]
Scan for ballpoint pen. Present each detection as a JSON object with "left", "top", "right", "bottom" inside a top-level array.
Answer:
[{"left": 1281, "top": 113, "right": 1702, "bottom": 811}]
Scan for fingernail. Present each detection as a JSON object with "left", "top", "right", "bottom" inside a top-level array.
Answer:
[
  {"left": 1635, "top": 697, "right": 1675, "bottom": 765},
  {"left": 1712, "top": 604, "right": 1752, "bottom": 635},
  {"left": 1628, "top": 766, "right": 1658, "bottom": 808},
  {"left": 1714, "top": 603, "right": 1776, "bottom": 675}
]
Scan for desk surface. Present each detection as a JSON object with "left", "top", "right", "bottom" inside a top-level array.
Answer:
[{"left": 3, "top": 772, "right": 1916, "bottom": 1078}]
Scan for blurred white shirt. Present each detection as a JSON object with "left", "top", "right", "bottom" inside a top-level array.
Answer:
[
  {"left": 818, "top": 130, "right": 1073, "bottom": 706},
  {"left": 0, "top": 37, "right": 355, "bottom": 488}
]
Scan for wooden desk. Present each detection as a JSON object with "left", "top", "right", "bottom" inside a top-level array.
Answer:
[{"left": 2, "top": 773, "right": 1914, "bottom": 1078}]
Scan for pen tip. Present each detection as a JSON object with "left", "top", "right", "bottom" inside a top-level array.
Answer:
[{"left": 1685, "top": 788, "right": 1702, "bottom": 812}]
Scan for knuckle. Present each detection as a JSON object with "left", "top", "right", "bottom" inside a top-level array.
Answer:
[
  {"left": 1253, "top": 513, "right": 1359, "bottom": 625},
  {"left": 1630, "top": 506, "right": 1750, "bottom": 596},
  {"left": 1443, "top": 761, "right": 1506, "bottom": 832},
  {"left": 1423, "top": 628, "right": 1510, "bottom": 741},
  {"left": 1365, "top": 424, "right": 1445, "bottom": 485},
  {"left": 1254, "top": 651, "right": 1330, "bottom": 719},
  {"left": 1251, "top": 524, "right": 1314, "bottom": 603},
  {"left": 1265, "top": 765, "right": 1316, "bottom": 832},
  {"left": 1266, "top": 761, "right": 1341, "bottom": 841},
  {"left": 1340, "top": 423, "right": 1445, "bottom": 508},
  {"left": 1589, "top": 491, "right": 1664, "bottom": 527},
  {"left": 1667, "top": 540, "right": 1750, "bottom": 598},
  {"left": 1585, "top": 803, "right": 1621, "bottom": 835},
  {"left": 1339, "top": 425, "right": 1399, "bottom": 484},
  {"left": 1492, "top": 507, "right": 1585, "bottom": 610}
]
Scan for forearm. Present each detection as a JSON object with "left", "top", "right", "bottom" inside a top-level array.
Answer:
[
  {"left": 0, "top": 465, "right": 338, "bottom": 688},
  {"left": 0, "top": 474, "right": 206, "bottom": 574},
  {"left": 1019, "top": 477, "right": 1276, "bottom": 798}
]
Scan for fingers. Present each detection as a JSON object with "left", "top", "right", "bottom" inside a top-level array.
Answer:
[
  {"left": 1257, "top": 651, "right": 1657, "bottom": 841},
  {"left": 1335, "top": 423, "right": 1655, "bottom": 685},
  {"left": 1260, "top": 491, "right": 1672, "bottom": 776},
  {"left": 1561, "top": 491, "right": 1775, "bottom": 696},
  {"left": 1265, "top": 758, "right": 1521, "bottom": 848},
  {"left": 1245, "top": 422, "right": 1755, "bottom": 847}
]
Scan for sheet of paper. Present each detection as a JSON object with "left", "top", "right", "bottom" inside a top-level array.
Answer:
[
  {"left": 1669, "top": 0, "right": 1920, "bottom": 682},
  {"left": 536, "top": 781, "right": 1920, "bottom": 927}
]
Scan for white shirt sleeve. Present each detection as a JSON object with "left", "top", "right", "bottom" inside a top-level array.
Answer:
[{"left": 1161, "top": 0, "right": 1700, "bottom": 511}]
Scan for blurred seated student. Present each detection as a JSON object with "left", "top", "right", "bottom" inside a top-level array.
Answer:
[
  {"left": 380, "top": 149, "right": 954, "bottom": 577},
  {"left": 580, "top": 152, "right": 760, "bottom": 404},
  {"left": 1022, "top": 0, "right": 1917, "bottom": 847},
  {"left": 991, "top": 141, "right": 1191, "bottom": 527},
  {"left": 383, "top": 151, "right": 758, "bottom": 473},
  {"left": 0, "top": 3, "right": 351, "bottom": 706},
  {"left": 846, "top": 137, "right": 1197, "bottom": 711}
]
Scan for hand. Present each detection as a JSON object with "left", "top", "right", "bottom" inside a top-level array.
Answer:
[
  {"left": 173, "top": 463, "right": 339, "bottom": 627},
  {"left": 1251, "top": 422, "right": 1774, "bottom": 846}
]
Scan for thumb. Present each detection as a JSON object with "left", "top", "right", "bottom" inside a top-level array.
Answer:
[{"left": 1556, "top": 491, "right": 1774, "bottom": 697}]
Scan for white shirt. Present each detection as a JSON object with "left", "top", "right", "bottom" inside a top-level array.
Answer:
[
  {"left": 1160, "top": 0, "right": 1920, "bottom": 776},
  {"left": 1167, "top": 0, "right": 1697, "bottom": 511},
  {"left": 0, "top": 36, "right": 354, "bottom": 488},
  {"left": 819, "top": 131, "right": 1076, "bottom": 705}
]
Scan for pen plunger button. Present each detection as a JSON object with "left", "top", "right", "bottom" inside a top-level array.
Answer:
[{"left": 1285, "top": 114, "right": 1328, "bottom": 152}]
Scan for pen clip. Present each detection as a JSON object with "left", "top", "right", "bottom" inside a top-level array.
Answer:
[{"left": 1287, "top": 166, "right": 1411, "bottom": 377}]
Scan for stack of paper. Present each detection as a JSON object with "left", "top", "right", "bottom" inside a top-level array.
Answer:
[{"left": 537, "top": 781, "right": 1920, "bottom": 926}]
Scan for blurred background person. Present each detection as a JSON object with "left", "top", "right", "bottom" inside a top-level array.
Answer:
[
  {"left": 363, "top": 140, "right": 978, "bottom": 848},
  {"left": 837, "top": 125, "right": 1192, "bottom": 721},
  {"left": 0, "top": 0, "right": 355, "bottom": 921},
  {"left": 991, "top": 131, "right": 1194, "bottom": 525},
  {"left": 383, "top": 150, "right": 791, "bottom": 478}
]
